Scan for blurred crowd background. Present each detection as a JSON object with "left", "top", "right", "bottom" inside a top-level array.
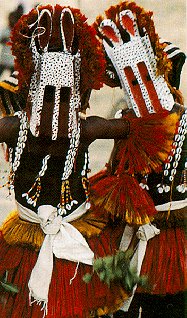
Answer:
[{"left": 0, "top": 0, "right": 186, "bottom": 222}]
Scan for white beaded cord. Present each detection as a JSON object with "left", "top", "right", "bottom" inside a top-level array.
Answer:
[
  {"left": 81, "top": 150, "right": 91, "bottom": 210},
  {"left": 22, "top": 154, "right": 51, "bottom": 207},
  {"left": 9, "top": 111, "right": 29, "bottom": 189},
  {"left": 29, "top": 9, "right": 53, "bottom": 137},
  {"left": 57, "top": 53, "right": 81, "bottom": 215},
  {"left": 157, "top": 109, "right": 187, "bottom": 194}
]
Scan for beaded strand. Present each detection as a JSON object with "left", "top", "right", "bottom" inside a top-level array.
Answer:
[
  {"left": 81, "top": 151, "right": 91, "bottom": 210},
  {"left": 157, "top": 109, "right": 187, "bottom": 194},
  {"left": 176, "top": 159, "right": 187, "bottom": 193},
  {"left": 22, "top": 154, "right": 51, "bottom": 207},
  {"left": 7, "top": 111, "right": 29, "bottom": 192},
  {"left": 58, "top": 115, "right": 80, "bottom": 215},
  {"left": 58, "top": 54, "right": 81, "bottom": 215}
]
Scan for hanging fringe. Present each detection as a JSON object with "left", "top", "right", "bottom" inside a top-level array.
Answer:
[
  {"left": 90, "top": 111, "right": 179, "bottom": 225},
  {"left": 91, "top": 174, "right": 157, "bottom": 225},
  {"left": 69, "top": 262, "right": 80, "bottom": 285},
  {"left": 153, "top": 206, "right": 186, "bottom": 229},
  {"left": 1, "top": 211, "right": 44, "bottom": 251},
  {"left": 22, "top": 177, "right": 42, "bottom": 207},
  {"left": 29, "top": 291, "right": 48, "bottom": 318},
  {"left": 117, "top": 111, "right": 180, "bottom": 175}
]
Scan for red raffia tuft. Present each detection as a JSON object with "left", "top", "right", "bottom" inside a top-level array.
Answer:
[
  {"left": 116, "top": 111, "right": 180, "bottom": 175},
  {"left": 90, "top": 173, "right": 157, "bottom": 225},
  {"left": 89, "top": 169, "right": 109, "bottom": 186},
  {"left": 90, "top": 110, "right": 179, "bottom": 225}
]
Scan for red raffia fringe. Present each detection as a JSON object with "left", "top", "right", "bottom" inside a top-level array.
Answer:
[
  {"left": 90, "top": 111, "right": 179, "bottom": 225},
  {"left": 91, "top": 173, "right": 157, "bottom": 225},
  {"left": 137, "top": 226, "right": 186, "bottom": 294},
  {"left": 117, "top": 110, "right": 180, "bottom": 175}
]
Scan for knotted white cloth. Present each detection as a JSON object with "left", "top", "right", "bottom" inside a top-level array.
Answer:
[
  {"left": 136, "top": 223, "right": 160, "bottom": 242},
  {"left": 16, "top": 201, "right": 94, "bottom": 315},
  {"left": 120, "top": 223, "right": 160, "bottom": 311}
]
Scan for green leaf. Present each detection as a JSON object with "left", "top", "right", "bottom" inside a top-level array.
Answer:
[
  {"left": 93, "top": 258, "right": 104, "bottom": 271},
  {"left": 82, "top": 273, "right": 92, "bottom": 283},
  {"left": 115, "top": 268, "right": 123, "bottom": 279},
  {"left": 99, "top": 271, "right": 106, "bottom": 282},
  {"left": 103, "top": 255, "right": 114, "bottom": 267},
  {"left": 0, "top": 281, "right": 19, "bottom": 294}
]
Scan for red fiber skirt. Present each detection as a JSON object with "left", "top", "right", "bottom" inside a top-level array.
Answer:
[
  {"left": 137, "top": 226, "right": 186, "bottom": 295},
  {"left": 0, "top": 221, "right": 125, "bottom": 318}
]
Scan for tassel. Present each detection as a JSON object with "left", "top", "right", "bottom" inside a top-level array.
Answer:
[
  {"left": 176, "top": 163, "right": 187, "bottom": 193},
  {"left": 58, "top": 180, "right": 78, "bottom": 215},
  {"left": 59, "top": 180, "right": 72, "bottom": 215},
  {"left": 22, "top": 177, "right": 42, "bottom": 207},
  {"left": 91, "top": 173, "right": 157, "bottom": 225},
  {"left": 1, "top": 211, "right": 44, "bottom": 250},
  {"left": 22, "top": 154, "right": 51, "bottom": 207},
  {"left": 117, "top": 111, "right": 180, "bottom": 175},
  {"left": 82, "top": 176, "right": 91, "bottom": 209}
]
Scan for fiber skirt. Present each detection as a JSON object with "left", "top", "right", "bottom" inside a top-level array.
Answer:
[
  {"left": 137, "top": 224, "right": 186, "bottom": 295},
  {"left": 0, "top": 208, "right": 127, "bottom": 318}
]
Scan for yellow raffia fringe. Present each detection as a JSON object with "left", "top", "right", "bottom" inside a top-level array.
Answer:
[
  {"left": 1, "top": 208, "right": 109, "bottom": 250},
  {"left": 91, "top": 193, "right": 152, "bottom": 225},
  {"left": 0, "top": 95, "right": 7, "bottom": 116},
  {"left": 156, "top": 111, "right": 180, "bottom": 162},
  {"left": 71, "top": 208, "right": 109, "bottom": 238},
  {"left": 96, "top": 286, "right": 129, "bottom": 317},
  {"left": 0, "top": 210, "right": 44, "bottom": 251},
  {"left": 164, "top": 112, "right": 181, "bottom": 134}
]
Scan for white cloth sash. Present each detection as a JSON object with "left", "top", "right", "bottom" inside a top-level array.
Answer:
[
  {"left": 16, "top": 201, "right": 94, "bottom": 315},
  {"left": 155, "top": 198, "right": 187, "bottom": 211},
  {"left": 120, "top": 223, "right": 160, "bottom": 311}
]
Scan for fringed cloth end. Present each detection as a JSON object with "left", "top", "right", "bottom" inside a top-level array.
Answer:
[
  {"left": 29, "top": 290, "right": 48, "bottom": 318},
  {"left": 0, "top": 210, "right": 44, "bottom": 251}
]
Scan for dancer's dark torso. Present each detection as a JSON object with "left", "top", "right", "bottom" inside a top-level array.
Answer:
[{"left": 14, "top": 131, "right": 91, "bottom": 213}]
